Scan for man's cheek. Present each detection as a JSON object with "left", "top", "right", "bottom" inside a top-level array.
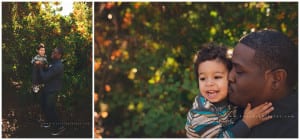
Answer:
[{"left": 236, "top": 87, "right": 248, "bottom": 102}]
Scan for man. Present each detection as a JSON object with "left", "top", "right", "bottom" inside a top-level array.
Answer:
[
  {"left": 228, "top": 29, "right": 298, "bottom": 138},
  {"left": 39, "top": 47, "right": 65, "bottom": 136}
]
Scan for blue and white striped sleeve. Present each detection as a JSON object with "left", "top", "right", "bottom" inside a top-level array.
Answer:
[{"left": 185, "top": 96, "right": 250, "bottom": 138}]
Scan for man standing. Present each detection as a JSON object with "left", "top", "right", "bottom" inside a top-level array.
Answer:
[
  {"left": 39, "top": 47, "right": 65, "bottom": 136},
  {"left": 228, "top": 29, "right": 298, "bottom": 137}
]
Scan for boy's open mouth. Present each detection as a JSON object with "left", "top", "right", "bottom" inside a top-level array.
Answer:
[{"left": 206, "top": 90, "right": 218, "bottom": 99}]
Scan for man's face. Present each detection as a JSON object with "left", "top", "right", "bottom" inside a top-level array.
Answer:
[
  {"left": 51, "top": 48, "right": 61, "bottom": 60},
  {"left": 228, "top": 43, "right": 270, "bottom": 107}
]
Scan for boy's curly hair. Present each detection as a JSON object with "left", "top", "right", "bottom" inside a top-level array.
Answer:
[
  {"left": 37, "top": 43, "right": 45, "bottom": 50},
  {"left": 194, "top": 43, "right": 232, "bottom": 86}
]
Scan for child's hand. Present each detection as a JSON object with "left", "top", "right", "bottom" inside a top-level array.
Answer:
[
  {"left": 35, "top": 61, "right": 41, "bottom": 64},
  {"left": 242, "top": 102, "right": 274, "bottom": 128}
]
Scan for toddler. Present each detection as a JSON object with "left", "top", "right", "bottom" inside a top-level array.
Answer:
[{"left": 31, "top": 43, "right": 48, "bottom": 93}]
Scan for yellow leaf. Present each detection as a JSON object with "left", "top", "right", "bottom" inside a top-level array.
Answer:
[
  {"left": 148, "top": 78, "right": 155, "bottom": 84},
  {"left": 210, "top": 27, "right": 216, "bottom": 36},
  {"left": 128, "top": 68, "right": 138, "bottom": 80},
  {"left": 128, "top": 102, "right": 135, "bottom": 111},
  {"left": 137, "top": 102, "right": 143, "bottom": 112}
]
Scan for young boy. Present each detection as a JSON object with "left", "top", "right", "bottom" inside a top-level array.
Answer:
[
  {"left": 31, "top": 43, "right": 48, "bottom": 93},
  {"left": 185, "top": 43, "right": 274, "bottom": 138}
]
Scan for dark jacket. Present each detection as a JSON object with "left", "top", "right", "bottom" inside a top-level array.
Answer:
[
  {"left": 248, "top": 92, "right": 298, "bottom": 138},
  {"left": 40, "top": 59, "right": 64, "bottom": 93}
]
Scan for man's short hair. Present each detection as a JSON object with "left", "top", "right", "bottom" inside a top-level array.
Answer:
[
  {"left": 239, "top": 29, "right": 298, "bottom": 87},
  {"left": 56, "top": 47, "right": 64, "bottom": 57}
]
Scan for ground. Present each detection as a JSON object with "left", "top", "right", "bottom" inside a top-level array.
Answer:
[{"left": 2, "top": 84, "right": 92, "bottom": 138}]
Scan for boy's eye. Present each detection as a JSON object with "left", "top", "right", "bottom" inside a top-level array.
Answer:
[
  {"left": 199, "top": 77, "right": 205, "bottom": 81},
  {"left": 214, "top": 76, "right": 222, "bottom": 79}
]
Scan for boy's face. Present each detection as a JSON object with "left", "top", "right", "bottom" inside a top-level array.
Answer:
[
  {"left": 38, "top": 47, "right": 46, "bottom": 56},
  {"left": 198, "top": 60, "right": 229, "bottom": 103}
]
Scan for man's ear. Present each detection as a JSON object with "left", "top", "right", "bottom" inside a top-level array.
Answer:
[{"left": 269, "top": 69, "right": 287, "bottom": 90}]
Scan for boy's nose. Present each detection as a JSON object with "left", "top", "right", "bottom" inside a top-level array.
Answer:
[{"left": 205, "top": 79, "right": 215, "bottom": 86}]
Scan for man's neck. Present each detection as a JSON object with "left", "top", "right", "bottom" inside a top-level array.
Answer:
[
  {"left": 252, "top": 87, "right": 290, "bottom": 107},
  {"left": 272, "top": 86, "right": 290, "bottom": 102},
  {"left": 52, "top": 59, "right": 61, "bottom": 62}
]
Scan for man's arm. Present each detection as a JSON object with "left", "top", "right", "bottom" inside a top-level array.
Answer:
[
  {"left": 230, "top": 120, "right": 251, "bottom": 137},
  {"left": 39, "top": 64, "right": 63, "bottom": 83}
]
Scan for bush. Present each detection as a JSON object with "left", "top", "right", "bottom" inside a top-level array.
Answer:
[{"left": 2, "top": 2, "right": 92, "bottom": 119}]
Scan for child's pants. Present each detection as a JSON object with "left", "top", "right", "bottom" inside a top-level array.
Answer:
[{"left": 32, "top": 65, "right": 42, "bottom": 84}]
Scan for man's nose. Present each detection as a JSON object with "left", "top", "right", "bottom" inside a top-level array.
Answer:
[{"left": 228, "top": 69, "right": 235, "bottom": 83}]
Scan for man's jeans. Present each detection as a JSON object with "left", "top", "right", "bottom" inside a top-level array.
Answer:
[{"left": 41, "top": 91, "right": 61, "bottom": 129}]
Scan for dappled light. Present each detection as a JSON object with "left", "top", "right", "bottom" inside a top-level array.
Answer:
[
  {"left": 2, "top": 2, "right": 92, "bottom": 138},
  {"left": 2, "top": 110, "right": 18, "bottom": 138},
  {"left": 94, "top": 2, "right": 297, "bottom": 138}
]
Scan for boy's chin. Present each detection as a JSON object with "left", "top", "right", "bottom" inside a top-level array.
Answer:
[
  {"left": 206, "top": 98, "right": 221, "bottom": 103},
  {"left": 206, "top": 97, "right": 228, "bottom": 104}
]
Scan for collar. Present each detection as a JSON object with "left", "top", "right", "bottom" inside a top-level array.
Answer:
[
  {"left": 52, "top": 59, "right": 61, "bottom": 63},
  {"left": 198, "top": 95, "right": 229, "bottom": 113},
  {"left": 38, "top": 54, "right": 47, "bottom": 57},
  {"left": 271, "top": 92, "right": 298, "bottom": 115}
]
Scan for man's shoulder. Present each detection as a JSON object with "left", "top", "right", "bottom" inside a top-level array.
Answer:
[
  {"left": 250, "top": 117, "right": 298, "bottom": 138},
  {"left": 249, "top": 92, "right": 298, "bottom": 138},
  {"left": 55, "top": 60, "right": 64, "bottom": 69},
  {"left": 50, "top": 60, "right": 64, "bottom": 69}
]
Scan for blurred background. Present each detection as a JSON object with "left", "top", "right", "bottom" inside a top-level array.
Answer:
[
  {"left": 2, "top": 2, "right": 92, "bottom": 138},
  {"left": 94, "top": 2, "right": 298, "bottom": 138}
]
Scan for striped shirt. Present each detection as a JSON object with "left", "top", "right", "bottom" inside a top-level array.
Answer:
[
  {"left": 185, "top": 95, "right": 249, "bottom": 138},
  {"left": 31, "top": 54, "right": 48, "bottom": 64}
]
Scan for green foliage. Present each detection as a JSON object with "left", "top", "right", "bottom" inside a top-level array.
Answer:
[
  {"left": 2, "top": 2, "right": 92, "bottom": 116},
  {"left": 94, "top": 2, "right": 297, "bottom": 137}
]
